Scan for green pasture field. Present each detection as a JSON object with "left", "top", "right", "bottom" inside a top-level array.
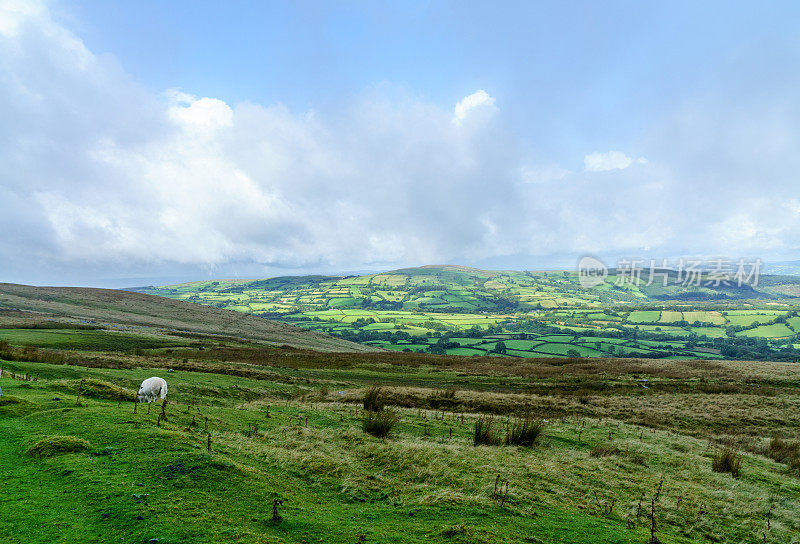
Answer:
[
  {"left": 531, "top": 343, "right": 602, "bottom": 357},
  {"left": 502, "top": 339, "right": 541, "bottom": 351},
  {"left": 5, "top": 335, "right": 800, "bottom": 543},
  {"left": 726, "top": 309, "right": 788, "bottom": 315},
  {"left": 448, "top": 338, "right": 488, "bottom": 346},
  {"left": 361, "top": 323, "right": 397, "bottom": 331},
  {"left": 736, "top": 324, "right": 795, "bottom": 338},
  {"left": 534, "top": 334, "right": 575, "bottom": 342},
  {"left": 634, "top": 326, "right": 692, "bottom": 336},
  {"left": 726, "top": 314, "right": 776, "bottom": 327},
  {"left": 327, "top": 297, "right": 358, "bottom": 308},
  {"left": 690, "top": 327, "right": 728, "bottom": 338},
  {"left": 658, "top": 311, "right": 683, "bottom": 323},
  {"left": 627, "top": 311, "right": 660, "bottom": 323},
  {"left": 683, "top": 311, "right": 726, "bottom": 325}
]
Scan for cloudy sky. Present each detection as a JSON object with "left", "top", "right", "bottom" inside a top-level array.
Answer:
[{"left": 2, "top": 0, "right": 800, "bottom": 286}]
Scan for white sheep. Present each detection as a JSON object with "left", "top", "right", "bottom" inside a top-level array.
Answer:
[{"left": 137, "top": 376, "right": 168, "bottom": 403}]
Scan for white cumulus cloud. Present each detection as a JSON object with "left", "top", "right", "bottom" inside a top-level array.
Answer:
[
  {"left": 0, "top": 0, "right": 44, "bottom": 37},
  {"left": 453, "top": 90, "right": 496, "bottom": 125},
  {"left": 3, "top": 1, "right": 800, "bottom": 285},
  {"left": 168, "top": 95, "right": 234, "bottom": 135},
  {"left": 583, "top": 150, "right": 648, "bottom": 172}
]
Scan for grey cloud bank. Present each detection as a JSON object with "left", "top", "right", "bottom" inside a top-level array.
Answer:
[{"left": 1, "top": 2, "right": 799, "bottom": 287}]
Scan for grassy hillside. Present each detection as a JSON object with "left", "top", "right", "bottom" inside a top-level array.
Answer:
[
  {"left": 2, "top": 334, "right": 800, "bottom": 543},
  {"left": 0, "top": 283, "right": 374, "bottom": 353},
  {"left": 134, "top": 266, "right": 800, "bottom": 361}
]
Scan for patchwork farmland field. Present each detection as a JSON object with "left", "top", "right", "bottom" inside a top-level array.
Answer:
[{"left": 136, "top": 265, "right": 800, "bottom": 361}]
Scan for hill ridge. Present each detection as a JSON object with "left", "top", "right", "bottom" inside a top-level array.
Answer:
[{"left": 0, "top": 283, "right": 375, "bottom": 353}]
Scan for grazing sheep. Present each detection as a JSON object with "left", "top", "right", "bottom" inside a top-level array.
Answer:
[{"left": 137, "top": 377, "right": 168, "bottom": 403}]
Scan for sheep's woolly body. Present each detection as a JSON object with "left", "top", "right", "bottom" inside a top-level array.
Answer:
[{"left": 137, "top": 377, "right": 168, "bottom": 403}]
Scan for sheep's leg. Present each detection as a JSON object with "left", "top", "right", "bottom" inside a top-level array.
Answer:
[{"left": 147, "top": 401, "right": 151, "bottom": 414}]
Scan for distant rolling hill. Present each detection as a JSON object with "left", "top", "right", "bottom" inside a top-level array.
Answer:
[
  {"left": 134, "top": 264, "right": 800, "bottom": 316},
  {"left": 766, "top": 260, "right": 800, "bottom": 276},
  {"left": 0, "top": 283, "right": 375, "bottom": 353},
  {"left": 129, "top": 265, "right": 800, "bottom": 361}
]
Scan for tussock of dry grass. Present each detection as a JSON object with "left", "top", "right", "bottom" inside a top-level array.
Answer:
[
  {"left": 589, "top": 443, "right": 620, "bottom": 458},
  {"left": 712, "top": 448, "right": 742, "bottom": 477},
  {"left": 505, "top": 415, "right": 544, "bottom": 447},
  {"left": 766, "top": 436, "right": 799, "bottom": 463},
  {"left": 473, "top": 415, "right": 501, "bottom": 446},
  {"left": 363, "top": 409, "right": 399, "bottom": 438},
  {"left": 362, "top": 385, "right": 384, "bottom": 412},
  {"left": 765, "top": 436, "right": 800, "bottom": 473}
]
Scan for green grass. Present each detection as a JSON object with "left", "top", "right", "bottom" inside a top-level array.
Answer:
[
  {"left": 659, "top": 311, "right": 683, "bottom": 323},
  {"left": 725, "top": 315, "right": 761, "bottom": 327},
  {"left": 636, "top": 325, "right": 691, "bottom": 336},
  {"left": 689, "top": 326, "right": 727, "bottom": 338},
  {"left": 683, "top": 311, "right": 726, "bottom": 325},
  {"left": 736, "top": 323, "right": 794, "bottom": 338},
  {"left": 627, "top": 311, "right": 660, "bottom": 323},
  {"left": 3, "top": 353, "right": 800, "bottom": 544},
  {"left": 26, "top": 435, "right": 92, "bottom": 457}
]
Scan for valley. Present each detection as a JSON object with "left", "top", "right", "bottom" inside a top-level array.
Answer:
[{"left": 136, "top": 265, "right": 800, "bottom": 361}]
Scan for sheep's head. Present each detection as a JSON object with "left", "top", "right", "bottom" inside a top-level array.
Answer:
[{"left": 137, "top": 388, "right": 146, "bottom": 402}]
